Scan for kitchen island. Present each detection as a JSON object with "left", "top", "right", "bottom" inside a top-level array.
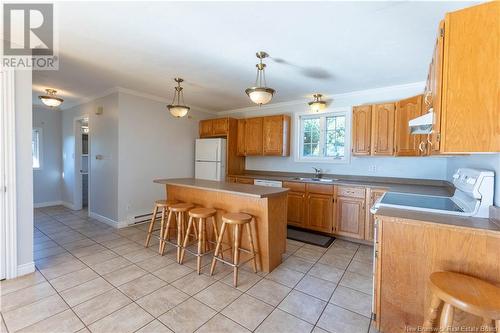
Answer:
[{"left": 153, "top": 178, "right": 289, "bottom": 272}]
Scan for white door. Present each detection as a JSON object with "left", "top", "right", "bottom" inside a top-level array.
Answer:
[
  {"left": 196, "top": 139, "right": 220, "bottom": 162},
  {"left": 195, "top": 161, "right": 221, "bottom": 181}
]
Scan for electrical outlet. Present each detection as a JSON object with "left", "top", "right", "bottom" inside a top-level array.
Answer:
[{"left": 368, "top": 165, "right": 377, "bottom": 172}]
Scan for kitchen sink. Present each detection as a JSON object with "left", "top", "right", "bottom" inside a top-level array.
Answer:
[{"left": 292, "top": 177, "right": 338, "bottom": 182}]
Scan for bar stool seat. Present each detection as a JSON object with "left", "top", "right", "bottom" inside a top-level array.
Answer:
[
  {"left": 179, "top": 207, "right": 220, "bottom": 274},
  {"left": 210, "top": 212, "right": 258, "bottom": 287},
  {"left": 160, "top": 202, "right": 195, "bottom": 262},
  {"left": 423, "top": 271, "right": 500, "bottom": 331},
  {"left": 145, "top": 199, "right": 177, "bottom": 249}
]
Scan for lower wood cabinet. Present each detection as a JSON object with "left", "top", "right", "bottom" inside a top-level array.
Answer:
[
  {"left": 365, "top": 189, "right": 386, "bottom": 241},
  {"left": 306, "top": 192, "right": 334, "bottom": 233},
  {"left": 335, "top": 196, "right": 366, "bottom": 240},
  {"left": 287, "top": 191, "right": 306, "bottom": 228}
]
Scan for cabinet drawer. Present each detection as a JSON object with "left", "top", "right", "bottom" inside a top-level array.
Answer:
[
  {"left": 306, "top": 183, "right": 334, "bottom": 195},
  {"left": 337, "top": 186, "right": 366, "bottom": 198},
  {"left": 236, "top": 177, "right": 254, "bottom": 185},
  {"left": 283, "top": 181, "right": 306, "bottom": 192}
]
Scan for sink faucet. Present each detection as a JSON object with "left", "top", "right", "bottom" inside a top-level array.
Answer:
[{"left": 312, "top": 167, "right": 322, "bottom": 178}]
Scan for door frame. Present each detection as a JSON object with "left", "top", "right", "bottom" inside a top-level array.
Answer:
[
  {"left": 73, "top": 116, "right": 89, "bottom": 211},
  {"left": 0, "top": 69, "right": 18, "bottom": 279}
]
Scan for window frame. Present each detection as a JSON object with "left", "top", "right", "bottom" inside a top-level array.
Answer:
[
  {"left": 32, "top": 127, "right": 43, "bottom": 170},
  {"left": 294, "top": 108, "right": 351, "bottom": 164}
]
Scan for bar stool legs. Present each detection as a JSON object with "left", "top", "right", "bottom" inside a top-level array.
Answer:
[
  {"left": 145, "top": 200, "right": 175, "bottom": 250},
  {"left": 179, "top": 208, "right": 218, "bottom": 274},
  {"left": 159, "top": 202, "right": 194, "bottom": 260},
  {"left": 210, "top": 212, "right": 258, "bottom": 287}
]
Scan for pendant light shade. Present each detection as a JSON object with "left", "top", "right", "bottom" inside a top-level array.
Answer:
[
  {"left": 167, "top": 78, "right": 190, "bottom": 118},
  {"left": 245, "top": 51, "right": 275, "bottom": 105},
  {"left": 308, "top": 93, "right": 327, "bottom": 112},
  {"left": 39, "top": 89, "right": 63, "bottom": 108}
]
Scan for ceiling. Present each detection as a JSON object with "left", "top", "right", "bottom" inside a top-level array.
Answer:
[{"left": 32, "top": 1, "right": 474, "bottom": 112}]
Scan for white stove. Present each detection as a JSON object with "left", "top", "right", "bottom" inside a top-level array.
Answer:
[{"left": 372, "top": 168, "right": 494, "bottom": 218}]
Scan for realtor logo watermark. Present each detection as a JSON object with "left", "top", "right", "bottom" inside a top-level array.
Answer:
[{"left": 2, "top": 3, "right": 58, "bottom": 70}]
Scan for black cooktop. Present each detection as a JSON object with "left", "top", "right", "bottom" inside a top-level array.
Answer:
[{"left": 381, "top": 192, "right": 464, "bottom": 212}]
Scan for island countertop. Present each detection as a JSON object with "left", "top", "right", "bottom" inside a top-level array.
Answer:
[{"left": 154, "top": 178, "right": 289, "bottom": 198}]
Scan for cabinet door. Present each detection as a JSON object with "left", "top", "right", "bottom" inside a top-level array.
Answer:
[
  {"left": 236, "top": 119, "right": 246, "bottom": 156},
  {"left": 394, "top": 95, "right": 423, "bottom": 156},
  {"left": 428, "top": 20, "right": 445, "bottom": 154},
  {"left": 371, "top": 103, "right": 395, "bottom": 156},
  {"left": 352, "top": 105, "right": 372, "bottom": 155},
  {"left": 263, "top": 115, "right": 284, "bottom": 156},
  {"left": 306, "top": 193, "right": 334, "bottom": 233},
  {"left": 441, "top": 2, "right": 500, "bottom": 152},
  {"left": 244, "top": 117, "right": 263, "bottom": 155},
  {"left": 212, "top": 118, "right": 228, "bottom": 136},
  {"left": 365, "top": 189, "right": 385, "bottom": 241},
  {"left": 287, "top": 191, "right": 306, "bottom": 228},
  {"left": 335, "top": 196, "right": 365, "bottom": 239},
  {"left": 199, "top": 120, "right": 213, "bottom": 138}
]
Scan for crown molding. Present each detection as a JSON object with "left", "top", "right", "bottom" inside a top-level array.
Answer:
[
  {"left": 59, "top": 86, "right": 217, "bottom": 115},
  {"left": 217, "top": 81, "right": 426, "bottom": 115}
]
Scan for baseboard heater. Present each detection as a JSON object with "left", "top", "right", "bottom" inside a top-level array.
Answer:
[{"left": 130, "top": 212, "right": 161, "bottom": 225}]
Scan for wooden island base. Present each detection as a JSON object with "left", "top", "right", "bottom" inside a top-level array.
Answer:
[{"left": 165, "top": 184, "right": 288, "bottom": 273}]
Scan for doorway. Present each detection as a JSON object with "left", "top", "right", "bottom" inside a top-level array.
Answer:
[{"left": 74, "top": 117, "right": 90, "bottom": 212}]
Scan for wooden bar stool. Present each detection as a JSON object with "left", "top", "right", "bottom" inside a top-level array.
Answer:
[
  {"left": 210, "top": 212, "right": 257, "bottom": 287},
  {"left": 160, "top": 202, "right": 194, "bottom": 262},
  {"left": 179, "top": 207, "right": 221, "bottom": 274},
  {"left": 423, "top": 272, "right": 500, "bottom": 332},
  {"left": 145, "top": 199, "right": 176, "bottom": 251}
]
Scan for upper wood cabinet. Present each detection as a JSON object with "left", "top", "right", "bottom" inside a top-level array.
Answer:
[
  {"left": 237, "top": 119, "right": 246, "bottom": 156},
  {"left": 199, "top": 118, "right": 229, "bottom": 138},
  {"left": 371, "top": 103, "right": 395, "bottom": 156},
  {"left": 438, "top": 2, "right": 500, "bottom": 153},
  {"left": 395, "top": 95, "right": 423, "bottom": 156},
  {"left": 237, "top": 115, "right": 291, "bottom": 157},
  {"left": 212, "top": 118, "right": 228, "bottom": 136},
  {"left": 352, "top": 105, "right": 372, "bottom": 156},
  {"left": 199, "top": 120, "right": 214, "bottom": 137},
  {"left": 263, "top": 115, "right": 290, "bottom": 156},
  {"left": 244, "top": 117, "right": 263, "bottom": 155},
  {"left": 425, "top": 20, "right": 445, "bottom": 154},
  {"left": 199, "top": 118, "right": 245, "bottom": 175}
]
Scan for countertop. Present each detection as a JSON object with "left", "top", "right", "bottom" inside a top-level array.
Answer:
[
  {"left": 374, "top": 207, "right": 500, "bottom": 233},
  {"left": 229, "top": 170, "right": 454, "bottom": 196},
  {"left": 154, "top": 178, "right": 289, "bottom": 198}
]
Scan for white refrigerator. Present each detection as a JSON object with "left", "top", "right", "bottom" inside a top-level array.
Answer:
[{"left": 195, "top": 138, "right": 226, "bottom": 181}]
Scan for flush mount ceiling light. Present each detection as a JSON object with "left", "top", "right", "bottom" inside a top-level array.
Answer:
[
  {"left": 308, "top": 93, "right": 327, "bottom": 112},
  {"left": 245, "top": 51, "right": 275, "bottom": 106},
  {"left": 167, "top": 78, "right": 190, "bottom": 118},
  {"left": 38, "top": 88, "right": 63, "bottom": 108}
]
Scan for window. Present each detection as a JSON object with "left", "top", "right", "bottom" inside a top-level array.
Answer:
[
  {"left": 32, "top": 128, "right": 42, "bottom": 169},
  {"left": 296, "top": 110, "right": 350, "bottom": 162}
]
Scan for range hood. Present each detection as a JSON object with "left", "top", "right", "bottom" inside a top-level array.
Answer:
[{"left": 409, "top": 110, "right": 433, "bottom": 134}]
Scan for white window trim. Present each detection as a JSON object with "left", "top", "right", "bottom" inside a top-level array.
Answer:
[
  {"left": 32, "top": 127, "right": 43, "bottom": 170},
  {"left": 294, "top": 107, "right": 351, "bottom": 164}
]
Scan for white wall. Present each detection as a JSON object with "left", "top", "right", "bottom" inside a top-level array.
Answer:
[
  {"left": 33, "top": 108, "right": 62, "bottom": 205},
  {"left": 117, "top": 92, "right": 210, "bottom": 222},
  {"left": 62, "top": 93, "right": 119, "bottom": 221},
  {"left": 15, "top": 70, "right": 34, "bottom": 270},
  {"left": 447, "top": 154, "right": 500, "bottom": 206},
  {"left": 224, "top": 82, "right": 448, "bottom": 180}
]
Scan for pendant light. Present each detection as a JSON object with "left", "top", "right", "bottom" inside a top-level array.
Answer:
[
  {"left": 245, "top": 51, "right": 275, "bottom": 105},
  {"left": 308, "top": 94, "right": 327, "bottom": 112},
  {"left": 167, "top": 78, "right": 190, "bottom": 118},
  {"left": 38, "top": 88, "right": 64, "bottom": 108}
]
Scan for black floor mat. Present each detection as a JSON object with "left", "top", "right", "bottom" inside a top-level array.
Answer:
[{"left": 287, "top": 227, "right": 335, "bottom": 248}]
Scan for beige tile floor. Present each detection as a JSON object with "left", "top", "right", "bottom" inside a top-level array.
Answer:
[{"left": 1, "top": 206, "right": 379, "bottom": 333}]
